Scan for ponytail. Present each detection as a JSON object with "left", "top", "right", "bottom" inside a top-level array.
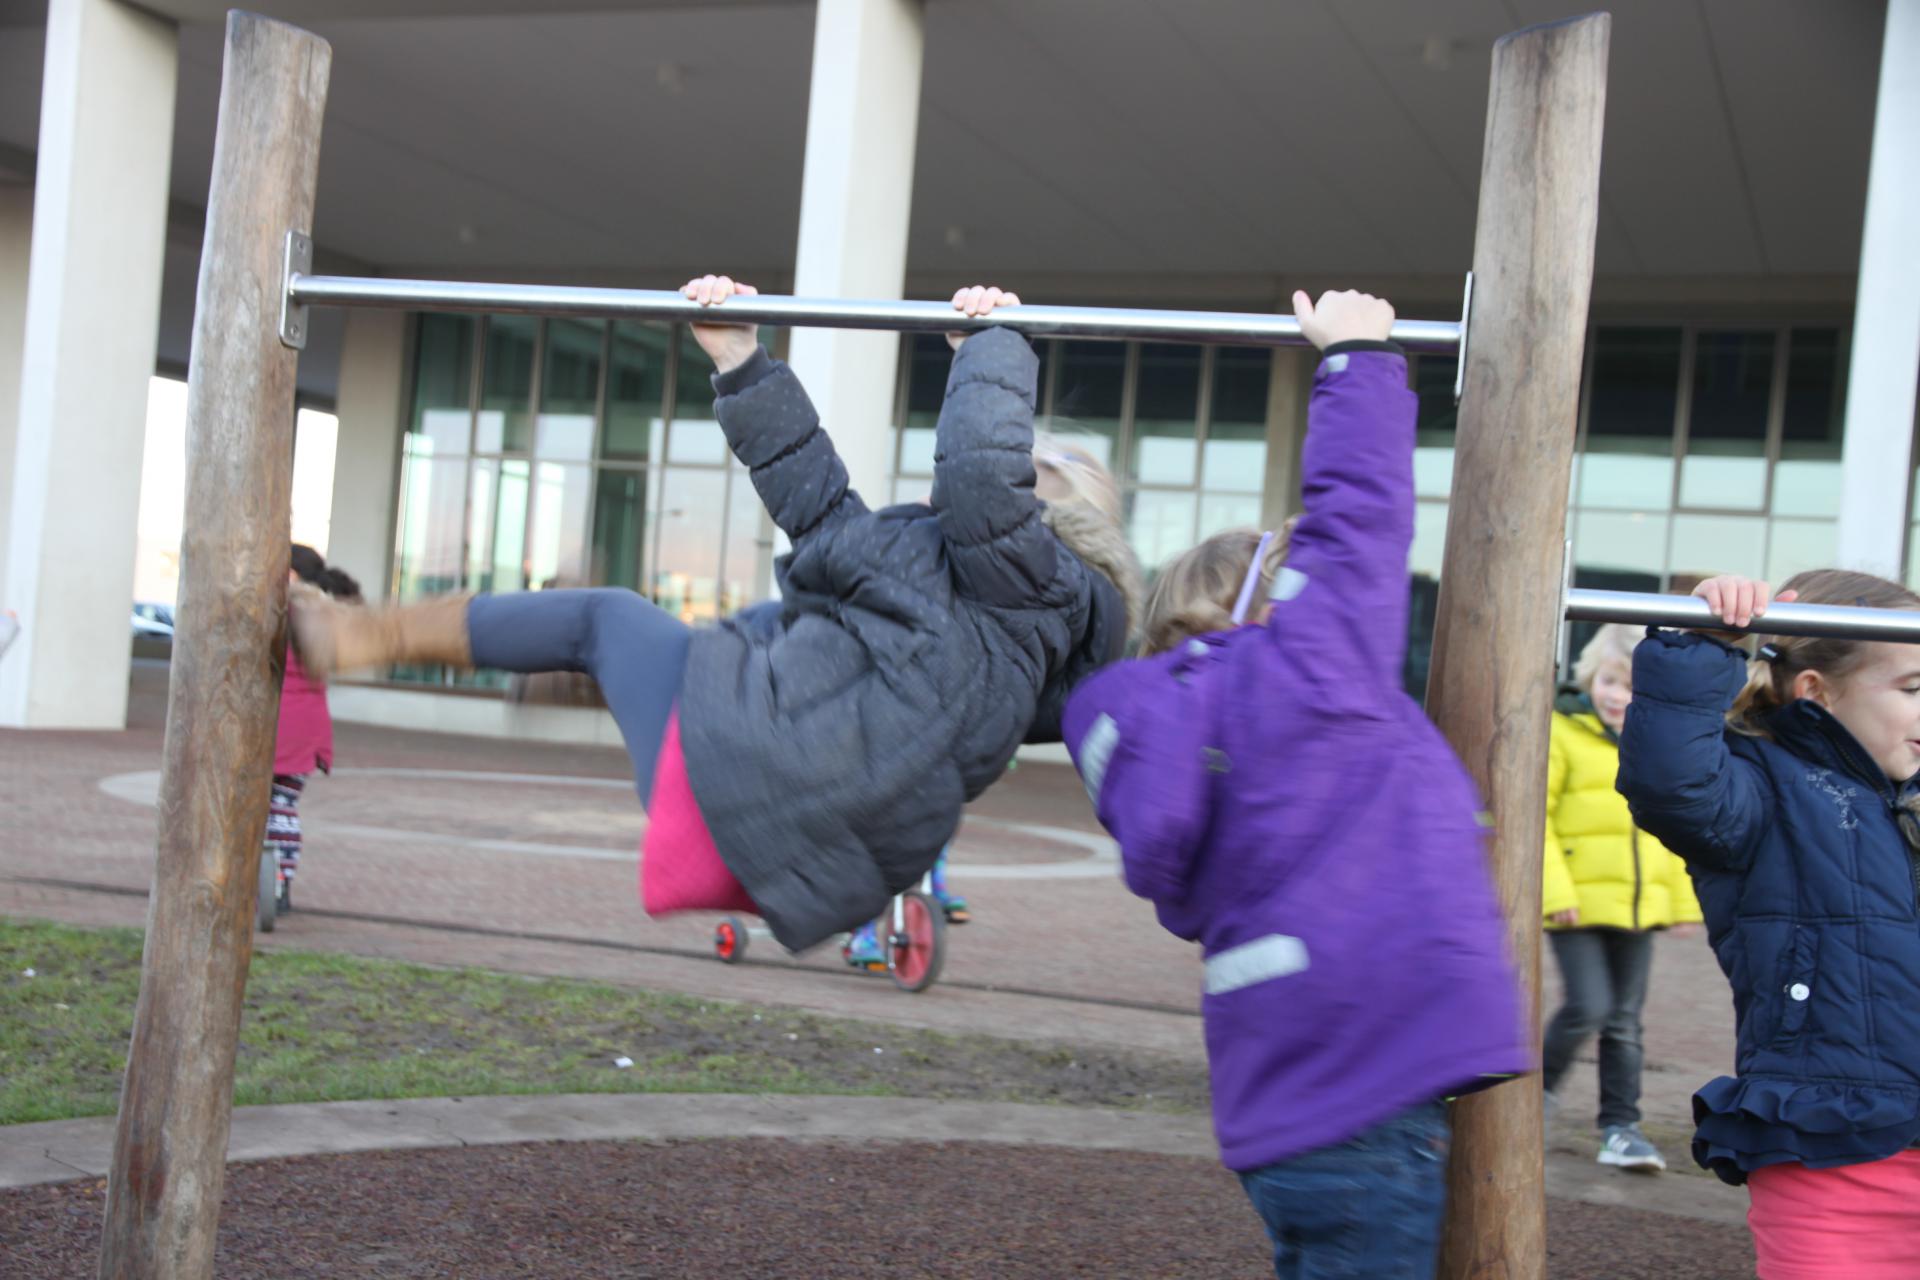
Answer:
[{"left": 1727, "top": 569, "right": 1920, "bottom": 737}]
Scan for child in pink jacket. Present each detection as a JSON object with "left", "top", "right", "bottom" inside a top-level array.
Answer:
[{"left": 267, "top": 545, "right": 348, "bottom": 912}]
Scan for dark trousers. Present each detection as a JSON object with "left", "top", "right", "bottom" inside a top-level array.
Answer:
[
  {"left": 467, "top": 589, "right": 691, "bottom": 803},
  {"left": 1542, "top": 927, "right": 1655, "bottom": 1129},
  {"left": 1237, "top": 1100, "right": 1451, "bottom": 1280}
]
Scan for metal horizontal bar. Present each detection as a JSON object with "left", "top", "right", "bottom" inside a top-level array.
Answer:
[
  {"left": 284, "top": 273, "right": 1463, "bottom": 351},
  {"left": 1565, "top": 588, "right": 1920, "bottom": 644}
]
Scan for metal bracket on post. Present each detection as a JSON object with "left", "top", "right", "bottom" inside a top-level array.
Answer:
[
  {"left": 279, "top": 230, "right": 313, "bottom": 350},
  {"left": 1452, "top": 270, "right": 1474, "bottom": 405}
]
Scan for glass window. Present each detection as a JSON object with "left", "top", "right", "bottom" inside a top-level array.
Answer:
[
  {"left": 1581, "top": 328, "right": 1681, "bottom": 519},
  {"left": 1773, "top": 329, "right": 1846, "bottom": 518},
  {"left": 1202, "top": 347, "right": 1269, "bottom": 494},
  {"left": 1412, "top": 353, "right": 1459, "bottom": 437},
  {"left": 898, "top": 427, "right": 938, "bottom": 477},
  {"left": 591, "top": 467, "right": 652, "bottom": 592},
  {"left": 1409, "top": 503, "right": 1449, "bottom": 579},
  {"left": 1767, "top": 518, "right": 1838, "bottom": 582},
  {"left": 536, "top": 319, "right": 601, "bottom": 462},
  {"left": 897, "top": 334, "right": 951, "bottom": 477},
  {"left": 603, "top": 322, "right": 668, "bottom": 462},
  {"left": 1587, "top": 327, "right": 1683, "bottom": 438},
  {"left": 1127, "top": 489, "right": 1198, "bottom": 572},
  {"left": 1412, "top": 355, "right": 1458, "bottom": 500},
  {"left": 1048, "top": 340, "right": 1124, "bottom": 467},
  {"left": 721, "top": 468, "right": 767, "bottom": 616},
  {"left": 468, "top": 458, "right": 529, "bottom": 594},
  {"left": 1210, "top": 345, "right": 1270, "bottom": 425},
  {"left": 1679, "top": 330, "right": 1774, "bottom": 510},
  {"left": 1130, "top": 344, "right": 1201, "bottom": 486},
  {"left": 1198, "top": 491, "right": 1262, "bottom": 540},
  {"left": 528, "top": 461, "right": 593, "bottom": 588},
  {"left": 1577, "top": 446, "right": 1673, "bottom": 511},
  {"left": 671, "top": 329, "right": 719, "bottom": 424},
  {"left": 1404, "top": 574, "right": 1442, "bottom": 702},
  {"left": 654, "top": 468, "right": 727, "bottom": 623},
  {"left": 666, "top": 330, "right": 728, "bottom": 465},
  {"left": 409, "top": 314, "right": 474, "bottom": 454},
  {"left": 476, "top": 315, "right": 537, "bottom": 454},
  {"left": 393, "top": 452, "right": 468, "bottom": 599},
  {"left": 1671, "top": 513, "right": 1767, "bottom": 580},
  {"left": 1572, "top": 509, "right": 1669, "bottom": 580}
]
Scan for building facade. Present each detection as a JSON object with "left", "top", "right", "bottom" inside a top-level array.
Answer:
[{"left": 1, "top": 0, "right": 1916, "bottom": 732}]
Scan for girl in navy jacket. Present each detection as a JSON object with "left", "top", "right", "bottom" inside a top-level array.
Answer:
[{"left": 1617, "top": 569, "right": 1920, "bottom": 1280}]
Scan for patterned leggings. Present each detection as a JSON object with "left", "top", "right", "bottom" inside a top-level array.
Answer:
[{"left": 264, "top": 774, "right": 307, "bottom": 875}]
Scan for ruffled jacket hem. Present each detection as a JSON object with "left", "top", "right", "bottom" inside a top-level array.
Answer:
[{"left": 1691, "top": 1073, "right": 1920, "bottom": 1186}]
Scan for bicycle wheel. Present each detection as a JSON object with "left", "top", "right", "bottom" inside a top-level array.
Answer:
[
  {"left": 713, "top": 916, "right": 749, "bottom": 964},
  {"left": 886, "top": 891, "right": 945, "bottom": 993},
  {"left": 256, "top": 848, "right": 277, "bottom": 933}
]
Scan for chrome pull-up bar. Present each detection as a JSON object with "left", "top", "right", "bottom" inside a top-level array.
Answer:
[
  {"left": 1565, "top": 588, "right": 1920, "bottom": 644},
  {"left": 277, "top": 232, "right": 1467, "bottom": 354}
]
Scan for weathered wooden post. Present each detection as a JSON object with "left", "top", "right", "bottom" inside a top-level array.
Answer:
[
  {"left": 1427, "top": 14, "right": 1610, "bottom": 1279},
  {"left": 98, "top": 13, "right": 330, "bottom": 1278}
]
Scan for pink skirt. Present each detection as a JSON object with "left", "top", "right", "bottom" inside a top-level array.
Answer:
[
  {"left": 638, "top": 711, "right": 755, "bottom": 917},
  {"left": 1748, "top": 1150, "right": 1920, "bottom": 1279}
]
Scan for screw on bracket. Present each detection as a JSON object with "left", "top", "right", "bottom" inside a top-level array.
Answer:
[{"left": 279, "top": 230, "right": 313, "bottom": 351}]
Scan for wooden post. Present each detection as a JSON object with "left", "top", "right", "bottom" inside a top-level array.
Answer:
[
  {"left": 1428, "top": 14, "right": 1609, "bottom": 1279},
  {"left": 98, "top": 14, "right": 330, "bottom": 1279}
]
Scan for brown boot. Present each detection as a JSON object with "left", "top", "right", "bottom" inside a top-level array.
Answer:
[{"left": 289, "top": 584, "right": 473, "bottom": 676}]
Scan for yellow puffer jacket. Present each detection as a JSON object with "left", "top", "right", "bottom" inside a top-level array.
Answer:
[{"left": 1542, "top": 709, "right": 1702, "bottom": 930}]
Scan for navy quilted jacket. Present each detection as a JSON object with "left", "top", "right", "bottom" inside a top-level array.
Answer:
[
  {"left": 678, "top": 329, "right": 1126, "bottom": 952},
  {"left": 1617, "top": 629, "right": 1920, "bottom": 1184}
]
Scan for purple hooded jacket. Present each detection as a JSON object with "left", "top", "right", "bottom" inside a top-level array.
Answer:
[{"left": 1062, "top": 345, "right": 1529, "bottom": 1172}]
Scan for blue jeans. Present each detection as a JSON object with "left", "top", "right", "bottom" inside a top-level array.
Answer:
[{"left": 1238, "top": 1100, "right": 1451, "bottom": 1280}]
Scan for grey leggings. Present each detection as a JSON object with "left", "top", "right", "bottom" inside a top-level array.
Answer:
[{"left": 467, "top": 589, "right": 692, "bottom": 803}]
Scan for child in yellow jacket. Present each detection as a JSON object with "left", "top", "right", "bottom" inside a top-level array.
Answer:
[{"left": 1543, "top": 623, "right": 1702, "bottom": 1172}]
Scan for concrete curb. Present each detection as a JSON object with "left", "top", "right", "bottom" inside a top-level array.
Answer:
[
  {"left": 0, "top": 1093, "right": 1215, "bottom": 1191},
  {"left": 0, "top": 1092, "right": 1748, "bottom": 1227}
]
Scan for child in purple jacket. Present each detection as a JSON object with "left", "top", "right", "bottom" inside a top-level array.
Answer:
[{"left": 1062, "top": 290, "right": 1529, "bottom": 1280}]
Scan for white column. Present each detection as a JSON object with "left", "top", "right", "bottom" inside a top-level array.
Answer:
[
  {"left": 0, "top": 185, "right": 33, "bottom": 606},
  {"left": 786, "top": 0, "right": 924, "bottom": 506},
  {"left": 1837, "top": 0, "right": 1920, "bottom": 578},
  {"left": 1, "top": 0, "right": 176, "bottom": 729},
  {"left": 325, "top": 308, "right": 408, "bottom": 597}
]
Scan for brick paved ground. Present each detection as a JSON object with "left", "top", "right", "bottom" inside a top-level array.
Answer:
[{"left": 0, "top": 660, "right": 1751, "bottom": 1219}]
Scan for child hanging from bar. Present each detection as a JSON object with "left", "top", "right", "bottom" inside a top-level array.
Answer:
[
  {"left": 291, "top": 277, "right": 1141, "bottom": 951},
  {"left": 267, "top": 545, "right": 360, "bottom": 913},
  {"left": 1060, "top": 290, "right": 1528, "bottom": 1280},
  {"left": 1617, "top": 571, "right": 1920, "bottom": 1280}
]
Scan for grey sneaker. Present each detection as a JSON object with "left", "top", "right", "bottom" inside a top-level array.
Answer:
[{"left": 1597, "top": 1124, "right": 1667, "bottom": 1172}]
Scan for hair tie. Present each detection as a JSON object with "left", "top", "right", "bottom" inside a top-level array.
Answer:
[
  {"left": 1758, "top": 644, "right": 1781, "bottom": 662},
  {"left": 1230, "top": 531, "right": 1276, "bottom": 625}
]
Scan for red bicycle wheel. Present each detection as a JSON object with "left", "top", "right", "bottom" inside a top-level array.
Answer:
[
  {"left": 713, "top": 916, "right": 749, "bottom": 964},
  {"left": 886, "top": 891, "right": 946, "bottom": 993}
]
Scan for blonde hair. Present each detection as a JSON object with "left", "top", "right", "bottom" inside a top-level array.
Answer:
[
  {"left": 1139, "top": 522, "right": 1297, "bottom": 657},
  {"left": 1573, "top": 623, "right": 1638, "bottom": 692},
  {"left": 1033, "top": 432, "right": 1121, "bottom": 523},
  {"left": 1030, "top": 432, "right": 1143, "bottom": 636},
  {"left": 1728, "top": 569, "right": 1920, "bottom": 735}
]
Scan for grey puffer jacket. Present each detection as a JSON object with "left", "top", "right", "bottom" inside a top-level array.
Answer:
[{"left": 679, "top": 328, "right": 1128, "bottom": 951}]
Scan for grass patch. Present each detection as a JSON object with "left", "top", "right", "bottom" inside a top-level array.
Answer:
[{"left": 0, "top": 917, "right": 1204, "bottom": 1126}]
